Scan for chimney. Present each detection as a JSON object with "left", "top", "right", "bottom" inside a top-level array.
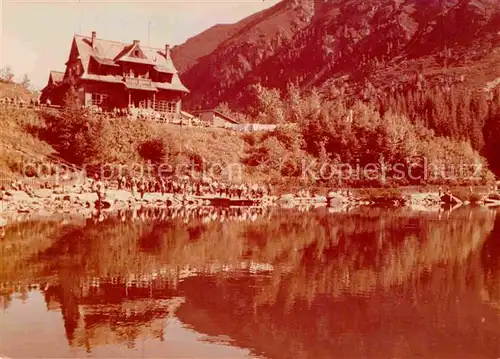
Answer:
[
  {"left": 91, "top": 31, "right": 96, "bottom": 49},
  {"left": 133, "top": 40, "right": 140, "bottom": 45},
  {"left": 165, "top": 44, "right": 171, "bottom": 60}
]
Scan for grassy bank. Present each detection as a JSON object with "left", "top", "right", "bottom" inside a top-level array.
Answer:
[{"left": 0, "top": 107, "right": 56, "bottom": 183}]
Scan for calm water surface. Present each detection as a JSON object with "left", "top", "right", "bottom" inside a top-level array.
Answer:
[{"left": 1, "top": 206, "right": 500, "bottom": 358}]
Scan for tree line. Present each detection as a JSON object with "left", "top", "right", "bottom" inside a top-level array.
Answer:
[{"left": 229, "top": 80, "right": 497, "bottom": 187}]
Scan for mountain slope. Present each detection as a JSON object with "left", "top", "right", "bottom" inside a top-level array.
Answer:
[
  {"left": 171, "top": 0, "right": 315, "bottom": 108},
  {"left": 172, "top": 0, "right": 500, "bottom": 110}
]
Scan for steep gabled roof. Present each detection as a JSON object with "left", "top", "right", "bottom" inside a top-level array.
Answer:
[
  {"left": 113, "top": 41, "right": 156, "bottom": 65},
  {"left": 41, "top": 70, "right": 65, "bottom": 94},
  {"left": 50, "top": 71, "right": 65, "bottom": 84},
  {"left": 74, "top": 35, "right": 179, "bottom": 74},
  {"left": 70, "top": 34, "right": 188, "bottom": 92},
  {"left": 112, "top": 43, "right": 137, "bottom": 61}
]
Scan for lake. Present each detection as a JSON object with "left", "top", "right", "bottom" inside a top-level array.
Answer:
[{"left": 1, "top": 205, "right": 500, "bottom": 358}]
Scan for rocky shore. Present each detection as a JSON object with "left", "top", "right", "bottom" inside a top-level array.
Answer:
[
  {"left": 1, "top": 185, "right": 498, "bottom": 229},
  {"left": 1, "top": 187, "right": 180, "bottom": 214}
]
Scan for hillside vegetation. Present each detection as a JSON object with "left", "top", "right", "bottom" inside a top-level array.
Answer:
[
  {"left": 0, "top": 79, "right": 35, "bottom": 101},
  {"left": 0, "top": 81, "right": 493, "bottom": 192}
]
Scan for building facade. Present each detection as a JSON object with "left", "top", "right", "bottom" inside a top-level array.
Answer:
[{"left": 40, "top": 31, "right": 189, "bottom": 115}]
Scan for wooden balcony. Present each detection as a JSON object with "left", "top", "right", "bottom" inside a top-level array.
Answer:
[{"left": 124, "top": 77, "right": 156, "bottom": 91}]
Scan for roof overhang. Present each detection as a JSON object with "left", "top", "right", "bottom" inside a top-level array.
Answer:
[
  {"left": 213, "top": 110, "right": 239, "bottom": 124},
  {"left": 154, "top": 82, "right": 190, "bottom": 93},
  {"left": 91, "top": 55, "right": 120, "bottom": 67},
  {"left": 116, "top": 57, "right": 156, "bottom": 66},
  {"left": 153, "top": 65, "right": 176, "bottom": 74},
  {"left": 80, "top": 74, "right": 126, "bottom": 86},
  {"left": 125, "top": 85, "right": 158, "bottom": 92}
]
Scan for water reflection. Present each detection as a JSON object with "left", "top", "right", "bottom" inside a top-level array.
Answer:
[
  {"left": 1, "top": 206, "right": 500, "bottom": 358},
  {"left": 91, "top": 205, "right": 273, "bottom": 225}
]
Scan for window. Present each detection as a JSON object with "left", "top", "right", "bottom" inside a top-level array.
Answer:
[
  {"left": 91, "top": 93, "right": 108, "bottom": 106},
  {"left": 155, "top": 100, "right": 177, "bottom": 113},
  {"left": 168, "top": 101, "right": 176, "bottom": 113},
  {"left": 133, "top": 50, "right": 140, "bottom": 57}
]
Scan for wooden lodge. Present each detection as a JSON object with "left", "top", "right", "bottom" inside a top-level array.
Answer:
[{"left": 40, "top": 31, "right": 189, "bottom": 118}]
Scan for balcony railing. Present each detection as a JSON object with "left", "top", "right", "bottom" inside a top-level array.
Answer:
[{"left": 124, "top": 77, "right": 153, "bottom": 87}]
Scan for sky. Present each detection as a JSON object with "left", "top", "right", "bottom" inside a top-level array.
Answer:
[{"left": 0, "top": 0, "right": 280, "bottom": 89}]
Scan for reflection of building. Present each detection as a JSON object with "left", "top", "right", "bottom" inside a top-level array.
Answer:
[
  {"left": 38, "top": 261, "right": 275, "bottom": 350},
  {"left": 70, "top": 299, "right": 182, "bottom": 350},
  {"left": 43, "top": 274, "right": 182, "bottom": 350}
]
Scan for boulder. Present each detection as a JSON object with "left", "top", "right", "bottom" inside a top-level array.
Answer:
[
  {"left": 328, "top": 197, "right": 345, "bottom": 207},
  {"left": 76, "top": 193, "right": 99, "bottom": 203},
  {"left": 33, "top": 189, "right": 53, "bottom": 198},
  {"left": 95, "top": 198, "right": 114, "bottom": 209},
  {"left": 106, "top": 189, "right": 133, "bottom": 202},
  {"left": 114, "top": 200, "right": 128, "bottom": 209},
  {"left": 327, "top": 191, "right": 348, "bottom": 202},
  {"left": 5, "top": 190, "right": 31, "bottom": 202}
]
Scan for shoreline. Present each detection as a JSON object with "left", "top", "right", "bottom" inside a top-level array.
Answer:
[{"left": 2, "top": 184, "right": 499, "bottom": 225}]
